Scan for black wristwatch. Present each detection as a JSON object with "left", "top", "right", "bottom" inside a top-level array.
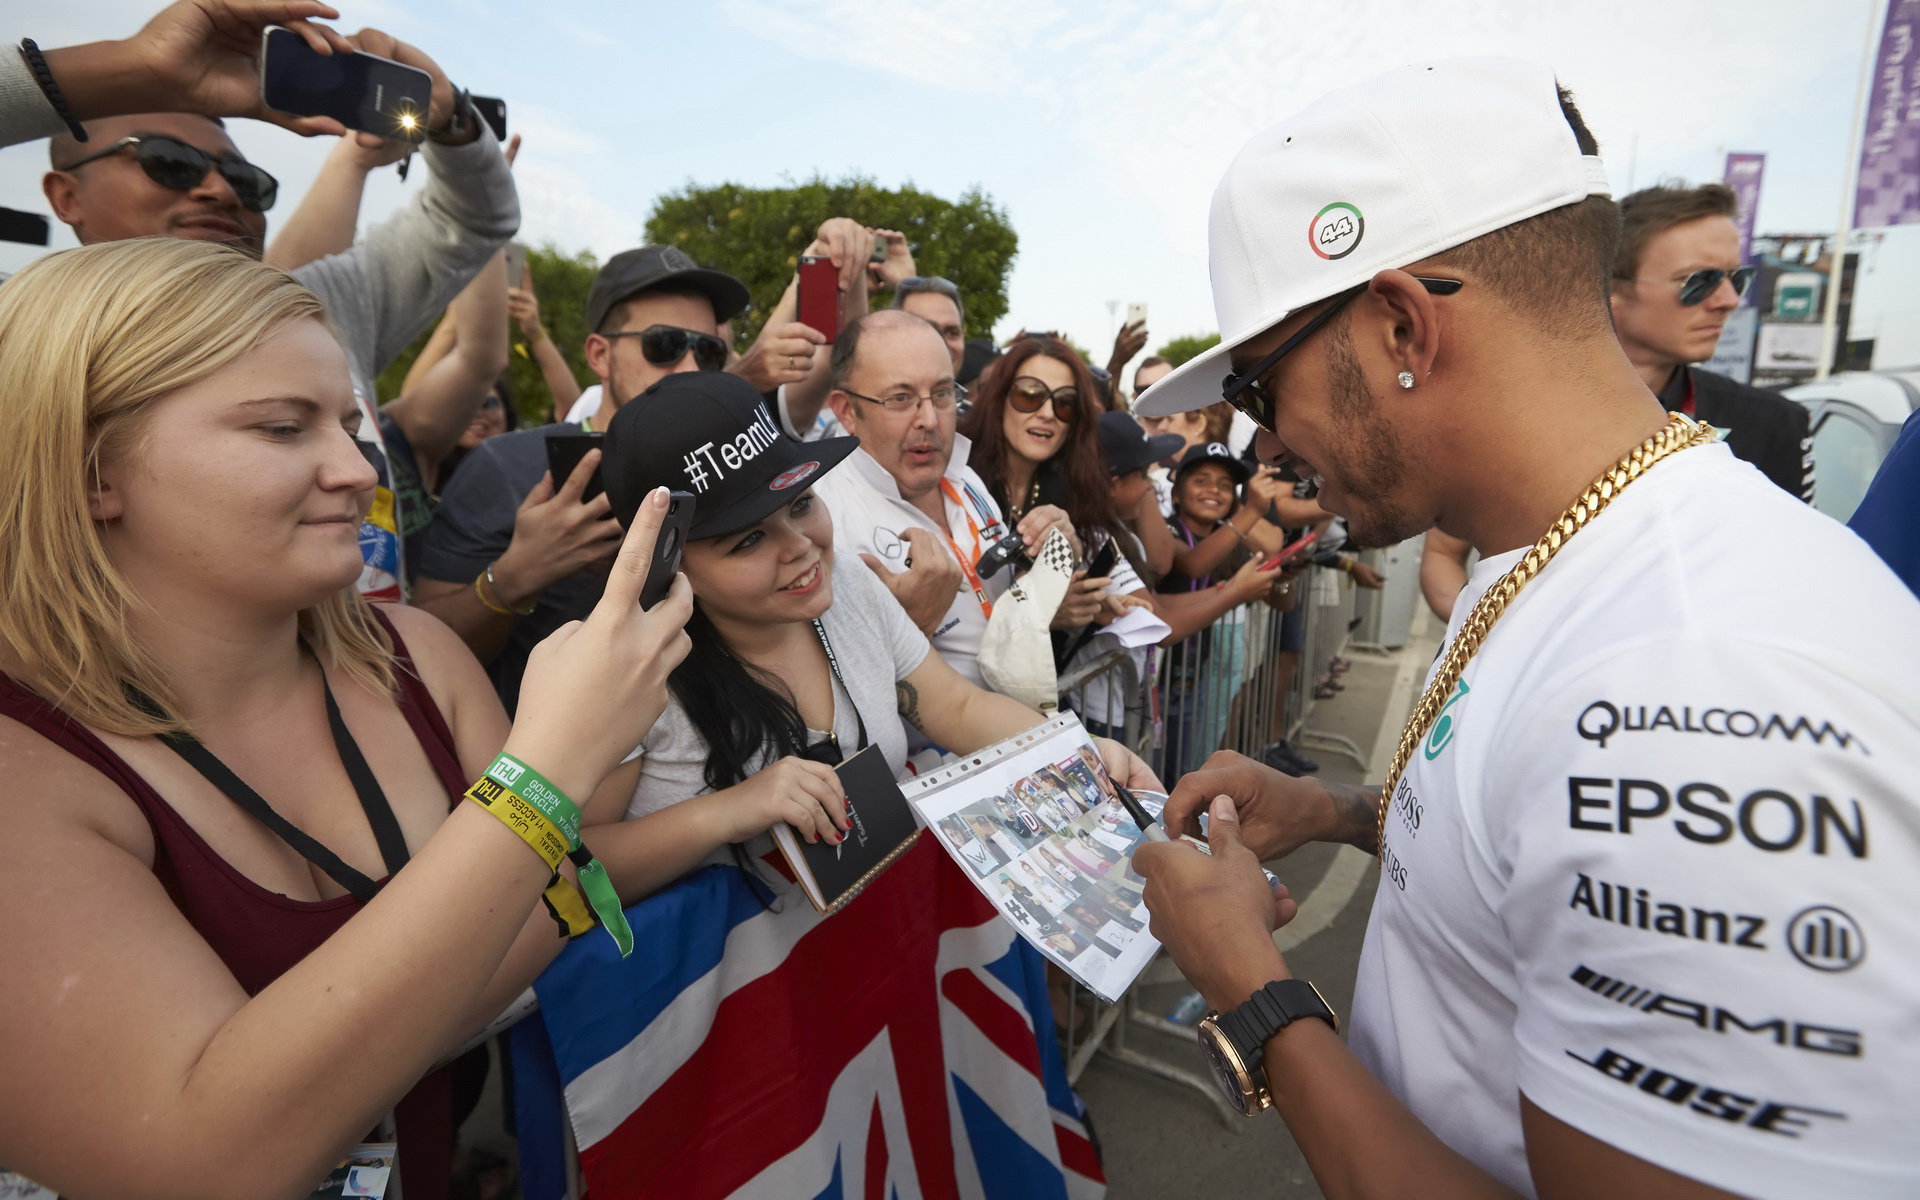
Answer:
[
  {"left": 427, "top": 85, "right": 480, "bottom": 146},
  {"left": 1196, "top": 979, "right": 1338, "bottom": 1116}
]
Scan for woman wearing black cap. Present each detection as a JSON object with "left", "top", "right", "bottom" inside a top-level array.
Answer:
[{"left": 578, "top": 371, "right": 1161, "bottom": 898}]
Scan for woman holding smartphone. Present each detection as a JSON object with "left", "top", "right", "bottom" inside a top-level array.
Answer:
[
  {"left": 574, "top": 371, "right": 1160, "bottom": 896},
  {"left": 0, "top": 239, "right": 693, "bottom": 1200}
]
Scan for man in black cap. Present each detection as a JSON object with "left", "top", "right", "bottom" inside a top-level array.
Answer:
[{"left": 413, "top": 244, "right": 750, "bottom": 712}]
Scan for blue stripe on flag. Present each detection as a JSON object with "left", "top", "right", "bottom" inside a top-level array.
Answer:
[
  {"left": 533, "top": 864, "right": 769, "bottom": 1081},
  {"left": 953, "top": 1075, "right": 1072, "bottom": 1200},
  {"left": 984, "top": 940, "right": 1084, "bottom": 1118},
  {"left": 506, "top": 1014, "right": 569, "bottom": 1200},
  {"left": 808, "top": 1152, "right": 844, "bottom": 1200}
]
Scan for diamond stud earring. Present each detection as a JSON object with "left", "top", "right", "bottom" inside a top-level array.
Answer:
[{"left": 1397, "top": 371, "right": 1415, "bottom": 389}]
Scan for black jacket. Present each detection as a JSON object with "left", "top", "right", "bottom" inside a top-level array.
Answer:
[{"left": 1658, "top": 366, "right": 1814, "bottom": 502}]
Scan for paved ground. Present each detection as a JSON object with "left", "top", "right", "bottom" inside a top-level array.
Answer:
[{"left": 1074, "top": 607, "right": 1440, "bottom": 1199}]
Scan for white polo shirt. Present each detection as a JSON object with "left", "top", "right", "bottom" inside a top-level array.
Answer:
[{"left": 815, "top": 434, "right": 1010, "bottom": 688}]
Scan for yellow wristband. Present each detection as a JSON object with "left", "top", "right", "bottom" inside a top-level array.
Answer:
[{"left": 465, "top": 775, "right": 569, "bottom": 872}]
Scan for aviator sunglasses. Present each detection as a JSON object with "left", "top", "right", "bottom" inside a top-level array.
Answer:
[
  {"left": 602, "top": 324, "right": 730, "bottom": 372},
  {"left": 1669, "top": 266, "right": 1757, "bottom": 307},
  {"left": 58, "top": 134, "right": 279, "bottom": 213},
  {"left": 1220, "top": 276, "right": 1464, "bottom": 430}
]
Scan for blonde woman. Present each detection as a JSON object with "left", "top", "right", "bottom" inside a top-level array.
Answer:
[{"left": 0, "top": 239, "right": 692, "bottom": 1200}]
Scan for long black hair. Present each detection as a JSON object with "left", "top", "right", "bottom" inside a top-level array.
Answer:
[{"left": 667, "top": 603, "right": 811, "bottom": 794}]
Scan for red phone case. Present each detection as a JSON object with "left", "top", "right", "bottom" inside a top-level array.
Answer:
[
  {"left": 797, "top": 256, "right": 839, "bottom": 342},
  {"left": 1260, "top": 530, "right": 1319, "bottom": 571}
]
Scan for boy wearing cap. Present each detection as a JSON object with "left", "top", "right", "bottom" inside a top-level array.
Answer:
[
  {"left": 1132, "top": 59, "right": 1920, "bottom": 1199},
  {"left": 413, "top": 245, "right": 750, "bottom": 713}
]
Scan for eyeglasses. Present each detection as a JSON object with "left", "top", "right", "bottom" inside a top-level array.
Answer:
[
  {"left": 1671, "top": 266, "right": 1757, "bottom": 306},
  {"left": 1008, "top": 376, "right": 1079, "bottom": 421},
  {"left": 898, "top": 275, "right": 960, "bottom": 299},
  {"left": 1221, "top": 276, "right": 1464, "bottom": 430},
  {"left": 602, "top": 325, "right": 729, "bottom": 372},
  {"left": 841, "top": 382, "right": 967, "bottom": 413},
  {"left": 57, "top": 135, "right": 278, "bottom": 213}
]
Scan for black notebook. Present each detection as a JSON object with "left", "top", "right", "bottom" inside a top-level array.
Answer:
[{"left": 770, "top": 744, "right": 921, "bottom": 915}]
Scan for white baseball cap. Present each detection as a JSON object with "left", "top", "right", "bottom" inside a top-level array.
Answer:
[{"left": 1135, "top": 57, "right": 1611, "bottom": 418}]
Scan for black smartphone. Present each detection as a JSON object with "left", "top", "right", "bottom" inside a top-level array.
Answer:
[
  {"left": 0, "top": 206, "right": 50, "bottom": 246},
  {"left": 259, "top": 26, "right": 433, "bottom": 143},
  {"left": 640, "top": 492, "right": 696, "bottom": 610},
  {"left": 1085, "top": 538, "right": 1119, "bottom": 579},
  {"left": 472, "top": 94, "right": 508, "bottom": 142},
  {"left": 544, "top": 431, "right": 605, "bottom": 502}
]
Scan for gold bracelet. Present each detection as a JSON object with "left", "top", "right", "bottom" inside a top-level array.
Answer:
[{"left": 475, "top": 565, "right": 535, "bottom": 616}]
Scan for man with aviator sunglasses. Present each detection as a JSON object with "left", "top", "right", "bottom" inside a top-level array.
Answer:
[{"left": 1611, "top": 181, "right": 1814, "bottom": 501}]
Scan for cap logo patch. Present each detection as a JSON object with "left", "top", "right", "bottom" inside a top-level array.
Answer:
[
  {"left": 681, "top": 408, "right": 780, "bottom": 494},
  {"left": 770, "top": 461, "right": 820, "bottom": 491},
  {"left": 1309, "top": 202, "right": 1364, "bottom": 260},
  {"left": 661, "top": 246, "right": 698, "bottom": 271},
  {"left": 1206, "top": 442, "right": 1230, "bottom": 457}
]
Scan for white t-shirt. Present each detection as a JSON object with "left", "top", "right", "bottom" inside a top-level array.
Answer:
[
  {"left": 779, "top": 386, "right": 846, "bottom": 442},
  {"left": 622, "top": 552, "right": 930, "bottom": 821},
  {"left": 1350, "top": 444, "right": 1920, "bottom": 1198},
  {"left": 814, "top": 435, "right": 1011, "bottom": 687}
]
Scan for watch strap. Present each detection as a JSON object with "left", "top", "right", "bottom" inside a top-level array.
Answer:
[{"left": 1232, "top": 979, "right": 1338, "bottom": 1056}]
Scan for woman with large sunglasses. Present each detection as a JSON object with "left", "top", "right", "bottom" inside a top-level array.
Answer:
[
  {"left": 575, "top": 370, "right": 1159, "bottom": 891},
  {"left": 0, "top": 239, "right": 693, "bottom": 1199}
]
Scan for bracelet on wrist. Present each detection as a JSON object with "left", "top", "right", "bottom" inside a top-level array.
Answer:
[
  {"left": 20, "top": 40, "right": 88, "bottom": 142},
  {"left": 475, "top": 563, "right": 535, "bottom": 616},
  {"left": 466, "top": 754, "right": 634, "bottom": 956}
]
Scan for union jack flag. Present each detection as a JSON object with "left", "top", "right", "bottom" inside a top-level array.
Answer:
[{"left": 511, "top": 842, "right": 1105, "bottom": 1199}]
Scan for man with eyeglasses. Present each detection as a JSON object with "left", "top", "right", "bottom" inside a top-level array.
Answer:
[
  {"left": 413, "top": 245, "right": 750, "bottom": 712},
  {"left": 1128, "top": 58, "right": 1920, "bottom": 1200},
  {"left": 1611, "top": 182, "right": 1814, "bottom": 501},
  {"left": 22, "top": 9, "right": 516, "bottom": 603}
]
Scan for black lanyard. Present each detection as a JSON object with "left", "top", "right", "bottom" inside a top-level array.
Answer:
[
  {"left": 803, "top": 618, "right": 869, "bottom": 760},
  {"left": 145, "top": 657, "right": 410, "bottom": 902}
]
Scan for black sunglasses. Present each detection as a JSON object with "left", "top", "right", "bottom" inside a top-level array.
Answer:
[
  {"left": 1221, "top": 276, "right": 1464, "bottom": 430},
  {"left": 603, "top": 324, "right": 729, "bottom": 372},
  {"left": 1675, "top": 266, "right": 1756, "bottom": 306},
  {"left": 58, "top": 135, "right": 278, "bottom": 213},
  {"left": 1008, "top": 375, "right": 1079, "bottom": 420}
]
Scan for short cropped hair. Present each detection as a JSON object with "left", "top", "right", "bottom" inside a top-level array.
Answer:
[
  {"left": 1613, "top": 182, "right": 1738, "bottom": 281},
  {"left": 828, "top": 309, "right": 931, "bottom": 393},
  {"left": 1424, "top": 85, "right": 1621, "bottom": 339}
]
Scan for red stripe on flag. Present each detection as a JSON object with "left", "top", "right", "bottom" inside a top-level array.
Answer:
[
  {"left": 583, "top": 842, "right": 1005, "bottom": 1200},
  {"left": 1056, "top": 1124, "right": 1106, "bottom": 1182},
  {"left": 941, "top": 968, "right": 1043, "bottom": 1076}
]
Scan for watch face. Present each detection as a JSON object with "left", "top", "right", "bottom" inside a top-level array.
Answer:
[{"left": 1197, "top": 1021, "right": 1255, "bottom": 1117}]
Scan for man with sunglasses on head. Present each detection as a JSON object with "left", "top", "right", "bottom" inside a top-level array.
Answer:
[
  {"left": 25, "top": 7, "right": 515, "bottom": 604},
  {"left": 412, "top": 246, "right": 749, "bottom": 713},
  {"left": 1611, "top": 182, "right": 1814, "bottom": 501},
  {"left": 1129, "top": 58, "right": 1920, "bottom": 1200}
]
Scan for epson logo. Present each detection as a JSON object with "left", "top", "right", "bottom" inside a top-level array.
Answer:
[
  {"left": 1568, "top": 776, "right": 1868, "bottom": 858},
  {"left": 1566, "top": 1047, "right": 1846, "bottom": 1138},
  {"left": 1567, "top": 965, "right": 1862, "bottom": 1057},
  {"left": 1574, "top": 701, "right": 1868, "bottom": 754}
]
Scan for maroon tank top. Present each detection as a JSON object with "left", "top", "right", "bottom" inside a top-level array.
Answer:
[{"left": 0, "top": 607, "right": 464, "bottom": 1199}]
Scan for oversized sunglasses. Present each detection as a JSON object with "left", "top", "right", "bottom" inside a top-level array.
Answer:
[
  {"left": 1221, "top": 276, "right": 1464, "bottom": 430},
  {"left": 1008, "top": 376, "right": 1079, "bottom": 420},
  {"left": 58, "top": 134, "right": 278, "bottom": 213},
  {"left": 603, "top": 324, "right": 729, "bottom": 372},
  {"left": 1674, "top": 266, "right": 1757, "bottom": 306}
]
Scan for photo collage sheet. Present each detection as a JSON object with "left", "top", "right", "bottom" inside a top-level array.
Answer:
[{"left": 906, "top": 714, "right": 1163, "bottom": 1001}]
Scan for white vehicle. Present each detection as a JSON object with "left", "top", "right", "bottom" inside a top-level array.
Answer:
[{"left": 1783, "top": 370, "right": 1920, "bottom": 521}]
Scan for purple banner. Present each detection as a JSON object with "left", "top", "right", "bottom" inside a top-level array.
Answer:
[
  {"left": 1723, "top": 153, "right": 1765, "bottom": 306},
  {"left": 1857, "top": 0, "right": 1920, "bottom": 228}
]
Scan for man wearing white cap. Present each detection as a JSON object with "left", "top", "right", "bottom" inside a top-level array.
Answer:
[{"left": 1133, "top": 59, "right": 1920, "bottom": 1199}]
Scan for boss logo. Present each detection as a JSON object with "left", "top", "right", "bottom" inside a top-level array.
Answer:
[{"left": 1566, "top": 1047, "right": 1845, "bottom": 1138}]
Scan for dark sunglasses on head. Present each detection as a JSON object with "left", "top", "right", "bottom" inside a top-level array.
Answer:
[
  {"left": 1220, "top": 276, "right": 1464, "bottom": 431},
  {"left": 603, "top": 324, "right": 729, "bottom": 372},
  {"left": 58, "top": 134, "right": 278, "bottom": 213},
  {"left": 1008, "top": 375, "right": 1079, "bottom": 420},
  {"left": 1674, "top": 266, "right": 1757, "bottom": 306}
]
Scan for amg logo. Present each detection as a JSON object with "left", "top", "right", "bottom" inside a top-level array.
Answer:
[
  {"left": 1568, "top": 966, "right": 1861, "bottom": 1056},
  {"left": 1568, "top": 874, "right": 1766, "bottom": 949},
  {"left": 1567, "top": 1047, "right": 1846, "bottom": 1138}
]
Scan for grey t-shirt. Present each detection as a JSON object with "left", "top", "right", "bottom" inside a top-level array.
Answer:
[
  {"left": 413, "top": 423, "right": 601, "bottom": 713},
  {"left": 622, "top": 551, "right": 930, "bottom": 823}
]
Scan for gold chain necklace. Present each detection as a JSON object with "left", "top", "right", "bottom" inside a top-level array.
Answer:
[{"left": 1375, "top": 413, "right": 1718, "bottom": 859}]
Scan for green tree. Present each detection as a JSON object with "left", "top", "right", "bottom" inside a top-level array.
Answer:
[
  {"left": 374, "top": 243, "right": 599, "bottom": 428},
  {"left": 1156, "top": 332, "right": 1221, "bottom": 367},
  {"left": 644, "top": 174, "right": 1017, "bottom": 348}
]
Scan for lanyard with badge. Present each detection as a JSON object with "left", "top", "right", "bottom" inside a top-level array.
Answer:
[
  {"left": 936, "top": 478, "right": 999, "bottom": 618},
  {"left": 796, "top": 618, "right": 871, "bottom": 762}
]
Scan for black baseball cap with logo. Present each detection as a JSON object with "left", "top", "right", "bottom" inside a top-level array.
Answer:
[
  {"left": 603, "top": 372, "right": 858, "bottom": 540},
  {"left": 586, "top": 245, "right": 752, "bottom": 333},
  {"left": 1173, "top": 440, "right": 1253, "bottom": 484},
  {"left": 1098, "top": 411, "right": 1184, "bottom": 476}
]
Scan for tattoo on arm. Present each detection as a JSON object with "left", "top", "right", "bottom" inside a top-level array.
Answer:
[
  {"left": 896, "top": 680, "right": 923, "bottom": 729},
  {"left": 1325, "top": 782, "right": 1382, "bottom": 854}
]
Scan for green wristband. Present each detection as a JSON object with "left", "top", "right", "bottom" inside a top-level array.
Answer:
[
  {"left": 485, "top": 754, "right": 582, "bottom": 847},
  {"left": 572, "top": 851, "right": 633, "bottom": 958}
]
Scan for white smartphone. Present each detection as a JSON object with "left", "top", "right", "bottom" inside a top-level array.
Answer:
[
  {"left": 503, "top": 240, "right": 529, "bottom": 288},
  {"left": 1126, "top": 301, "right": 1148, "bottom": 328}
]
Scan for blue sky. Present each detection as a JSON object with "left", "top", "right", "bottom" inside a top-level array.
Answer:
[{"left": 0, "top": 0, "right": 1896, "bottom": 361}]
